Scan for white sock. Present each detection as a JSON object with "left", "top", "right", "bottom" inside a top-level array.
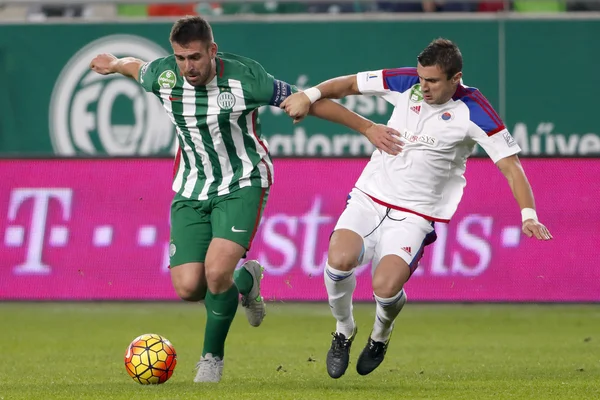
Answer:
[
  {"left": 371, "top": 289, "right": 407, "bottom": 343},
  {"left": 324, "top": 262, "right": 356, "bottom": 338}
]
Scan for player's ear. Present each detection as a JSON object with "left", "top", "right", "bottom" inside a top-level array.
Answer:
[
  {"left": 452, "top": 71, "right": 463, "bottom": 85},
  {"left": 208, "top": 42, "right": 218, "bottom": 59}
]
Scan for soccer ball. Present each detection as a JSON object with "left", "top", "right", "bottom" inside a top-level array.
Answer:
[{"left": 124, "top": 333, "right": 177, "bottom": 384}]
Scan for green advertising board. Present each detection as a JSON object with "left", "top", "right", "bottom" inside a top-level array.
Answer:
[{"left": 0, "top": 17, "right": 598, "bottom": 157}]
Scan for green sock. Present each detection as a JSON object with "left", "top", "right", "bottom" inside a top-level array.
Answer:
[
  {"left": 203, "top": 284, "right": 239, "bottom": 358},
  {"left": 233, "top": 267, "right": 253, "bottom": 296}
]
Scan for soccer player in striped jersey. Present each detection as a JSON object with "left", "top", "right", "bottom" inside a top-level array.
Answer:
[
  {"left": 282, "top": 38, "right": 552, "bottom": 379},
  {"left": 89, "top": 16, "right": 402, "bottom": 383}
]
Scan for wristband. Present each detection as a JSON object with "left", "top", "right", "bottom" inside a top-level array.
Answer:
[
  {"left": 304, "top": 87, "right": 322, "bottom": 104},
  {"left": 521, "top": 208, "right": 538, "bottom": 222}
]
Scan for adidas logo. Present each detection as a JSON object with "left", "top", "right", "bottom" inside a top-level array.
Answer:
[
  {"left": 410, "top": 105, "right": 421, "bottom": 114},
  {"left": 401, "top": 246, "right": 412, "bottom": 256}
]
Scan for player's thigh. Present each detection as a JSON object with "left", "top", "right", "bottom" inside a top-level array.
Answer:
[
  {"left": 170, "top": 199, "right": 212, "bottom": 265},
  {"left": 330, "top": 188, "right": 383, "bottom": 270},
  {"left": 211, "top": 186, "right": 269, "bottom": 253},
  {"left": 169, "top": 200, "right": 212, "bottom": 294},
  {"left": 204, "top": 187, "right": 268, "bottom": 292},
  {"left": 372, "top": 213, "right": 436, "bottom": 296}
]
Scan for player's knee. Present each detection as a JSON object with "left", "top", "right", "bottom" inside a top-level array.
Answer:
[
  {"left": 372, "top": 273, "right": 405, "bottom": 299},
  {"left": 170, "top": 263, "right": 206, "bottom": 301},
  {"left": 327, "top": 250, "right": 358, "bottom": 272},
  {"left": 173, "top": 282, "right": 206, "bottom": 302},
  {"left": 204, "top": 265, "right": 232, "bottom": 293},
  {"left": 372, "top": 256, "right": 411, "bottom": 297},
  {"left": 373, "top": 282, "right": 403, "bottom": 300}
]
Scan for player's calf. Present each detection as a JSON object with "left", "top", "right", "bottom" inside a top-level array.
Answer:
[{"left": 357, "top": 288, "right": 406, "bottom": 376}]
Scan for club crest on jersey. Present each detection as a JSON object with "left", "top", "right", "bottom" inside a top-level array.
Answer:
[
  {"left": 217, "top": 91, "right": 236, "bottom": 110},
  {"left": 158, "top": 70, "right": 177, "bottom": 89},
  {"left": 439, "top": 111, "right": 454, "bottom": 121},
  {"left": 409, "top": 84, "right": 423, "bottom": 103}
]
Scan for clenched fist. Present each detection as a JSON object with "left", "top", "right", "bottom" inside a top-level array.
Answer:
[{"left": 90, "top": 53, "right": 118, "bottom": 75}]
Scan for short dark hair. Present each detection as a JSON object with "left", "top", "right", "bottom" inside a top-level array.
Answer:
[
  {"left": 417, "top": 38, "right": 463, "bottom": 80},
  {"left": 169, "top": 16, "right": 213, "bottom": 46}
]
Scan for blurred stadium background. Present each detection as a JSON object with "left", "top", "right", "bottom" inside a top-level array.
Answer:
[{"left": 0, "top": 1, "right": 599, "bottom": 398}]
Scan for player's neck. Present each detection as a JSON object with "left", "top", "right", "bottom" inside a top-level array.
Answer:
[
  {"left": 429, "top": 85, "right": 459, "bottom": 106},
  {"left": 207, "top": 60, "right": 217, "bottom": 83},
  {"left": 427, "top": 98, "right": 452, "bottom": 108}
]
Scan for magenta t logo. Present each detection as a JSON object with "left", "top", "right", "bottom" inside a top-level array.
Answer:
[{"left": 6, "top": 188, "right": 72, "bottom": 275}]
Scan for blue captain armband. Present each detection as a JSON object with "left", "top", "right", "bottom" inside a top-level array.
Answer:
[{"left": 269, "top": 80, "right": 293, "bottom": 107}]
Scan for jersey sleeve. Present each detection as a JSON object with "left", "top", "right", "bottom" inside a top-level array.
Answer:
[
  {"left": 250, "top": 63, "right": 298, "bottom": 107},
  {"left": 463, "top": 88, "right": 521, "bottom": 162},
  {"left": 357, "top": 68, "right": 419, "bottom": 94},
  {"left": 138, "top": 58, "right": 164, "bottom": 93}
]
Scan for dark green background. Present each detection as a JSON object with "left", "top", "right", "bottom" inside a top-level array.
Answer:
[{"left": 0, "top": 19, "right": 597, "bottom": 157}]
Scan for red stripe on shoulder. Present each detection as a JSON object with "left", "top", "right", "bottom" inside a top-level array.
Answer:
[
  {"left": 218, "top": 58, "right": 224, "bottom": 78},
  {"left": 487, "top": 125, "right": 506, "bottom": 137},
  {"left": 471, "top": 91, "right": 503, "bottom": 126},
  {"left": 383, "top": 67, "right": 418, "bottom": 77}
]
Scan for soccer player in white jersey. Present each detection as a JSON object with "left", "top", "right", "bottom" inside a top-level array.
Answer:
[
  {"left": 89, "top": 16, "right": 401, "bottom": 383},
  {"left": 281, "top": 38, "right": 553, "bottom": 378}
]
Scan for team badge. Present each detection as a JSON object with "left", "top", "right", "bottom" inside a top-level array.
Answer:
[
  {"left": 439, "top": 111, "right": 454, "bottom": 121},
  {"left": 217, "top": 91, "right": 236, "bottom": 110}
]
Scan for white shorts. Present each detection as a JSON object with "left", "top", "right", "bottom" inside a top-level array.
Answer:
[{"left": 334, "top": 188, "right": 437, "bottom": 274}]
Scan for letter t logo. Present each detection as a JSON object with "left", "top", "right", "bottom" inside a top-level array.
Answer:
[{"left": 6, "top": 189, "right": 72, "bottom": 275}]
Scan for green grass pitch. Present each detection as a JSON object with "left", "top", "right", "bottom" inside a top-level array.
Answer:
[{"left": 1, "top": 302, "right": 599, "bottom": 400}]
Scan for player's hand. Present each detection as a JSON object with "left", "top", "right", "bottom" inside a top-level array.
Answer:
[
  {"left": 364, "top": 123, "right": 404, "bottom": 156},
  {"left": 90, "top": 53, "right": 118, "bottom": 75},
  {"left": 280, "top": 92, "right": 311, "bottom": 123},
  {"left": 522, "top": 219, "right": 553, "bottom": 240}
]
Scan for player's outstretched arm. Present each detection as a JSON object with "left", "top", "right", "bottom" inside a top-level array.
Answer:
[
  {"left": 90, "top": 53, "right": 145, "bottom": 81},
  {"left": 308, "top": 99, "right": 403, "bottom": 156},
  {"left": 280, "top": 75, "right": 360, "bottom": 122},
  {"left": 279, "top": 75, "right": 403, "bottom": 155},
  {"left": 496, "top": 155, "right": 553, "bottom": 241}
]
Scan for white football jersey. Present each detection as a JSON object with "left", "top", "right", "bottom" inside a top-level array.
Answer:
[{"left": 355, "top": 68, "right": 520, "bottom": 222}]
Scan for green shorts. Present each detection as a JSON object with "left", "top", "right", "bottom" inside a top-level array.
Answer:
[{"left": 169, "top": 186, "right": 269, "bottom": 267}]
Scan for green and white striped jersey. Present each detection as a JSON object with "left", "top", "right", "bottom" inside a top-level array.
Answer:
[{"left": 139, "top": 52, "right": 293, "bottom": 200}]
